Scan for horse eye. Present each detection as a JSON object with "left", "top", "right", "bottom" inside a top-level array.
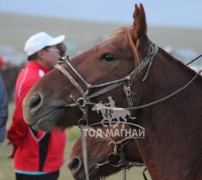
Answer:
[{"left": 100, "top": 54, "right": 115, "bottom": 62}]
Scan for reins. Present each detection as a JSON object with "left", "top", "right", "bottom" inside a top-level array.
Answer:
[
  {"left": 186, "top": 54, "right": 202, "bottom": 66},
  {"left": 85, "top": 67, "right": 202, "bottom": 111},
  {"left": 58, "top": 55, "right": 202, "bottom": 112}
]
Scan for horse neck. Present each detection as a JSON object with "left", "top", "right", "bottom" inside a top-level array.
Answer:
[
  {"left": 135, "top": 48, "right": 202, "bottom": 179},
  {"left": 124, "top": 140, "right": 143, "bottom": 163}
]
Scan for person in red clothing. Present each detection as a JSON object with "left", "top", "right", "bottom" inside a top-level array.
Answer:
[
  {"left": 7, "top": 32, "right": 67, "bottom": 180},
  {"left": 0, "top": 54, "right": 6, "bottom": 68}
]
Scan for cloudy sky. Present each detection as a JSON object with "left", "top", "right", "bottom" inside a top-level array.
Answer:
[{"left": 0, "top": 0, "right": 202, "bottom": 29}]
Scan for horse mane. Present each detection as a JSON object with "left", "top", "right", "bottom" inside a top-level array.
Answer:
[
  {"left": 109, "top": 27, "right": 141, "bottom": 67},
  {"left": 159, "top": 48, "right": 202, "bottom": 81},
  {"left": 110, "top": 27, "right": 130, "bottom": 38}
]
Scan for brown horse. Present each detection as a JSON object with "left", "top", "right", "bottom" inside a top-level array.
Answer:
[
  {"left": 68, "top": 124, "right": 144, "bottom": 180},
  {"left": 23, "top": 3, "right": 202, "bottom": 179},
  {"left": 0, "top": 63, "right": 24, "bottom": 101}
]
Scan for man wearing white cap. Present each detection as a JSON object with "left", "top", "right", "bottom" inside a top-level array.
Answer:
[{"left": 7, "top": 32, "right": 67, "bottom": 180}]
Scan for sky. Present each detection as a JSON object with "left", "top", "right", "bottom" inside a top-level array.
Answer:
[{"left": 0, "top": 0, "right": 202, "bottom": 29}]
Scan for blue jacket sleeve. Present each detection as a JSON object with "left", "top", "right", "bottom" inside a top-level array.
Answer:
[{"left": 0, "top": 73, "right": 8, "bottom": 143}]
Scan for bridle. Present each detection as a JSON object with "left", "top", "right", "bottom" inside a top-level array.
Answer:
[
  {"left": 54, "top": 31, "right": 156, "bottom": 180},
  {"left": 54, "top": 29, "right": 202, "bottom": 180},
  {"left": 55, "top": 43, "right": 157, "bottom": 104},
  {"left": 87, "top": 127, "right": 145, "bottom": 180},
  {"left": 55, "top": 34, "right": 158, "bottom": 113},
  {"left": 54, "top": 31, "right": 157, "bottom": 180}
]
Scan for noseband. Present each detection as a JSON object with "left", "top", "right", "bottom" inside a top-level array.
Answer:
[{"left": 88, "top": 127, "right": 144, "bottom": 168}]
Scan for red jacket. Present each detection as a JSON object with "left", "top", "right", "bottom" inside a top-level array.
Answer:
[
  {"left": 7, "top": 61, "right": 66, "bottom": 174},
  {"left": 0, "top": 55, "right": 6, "bottom": 68}
]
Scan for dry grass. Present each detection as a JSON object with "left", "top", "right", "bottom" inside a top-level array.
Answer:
[{"left": 0, "top": 12, "right": 201, "bottom": 53}]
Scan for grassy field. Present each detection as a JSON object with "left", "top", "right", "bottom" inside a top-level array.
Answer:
[{"left": 0, "top": 103, "right": 151, "bottom": 180}]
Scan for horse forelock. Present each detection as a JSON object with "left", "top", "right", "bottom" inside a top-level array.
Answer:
[
  {"left": 96, "top": 27, "right": 129, "bottom": 46},
  {"left": 106, "top": 27, "right": 141, "bottom": 67},
  {"left": 110, "top": 27, "right": 130, "bottom": 38}
]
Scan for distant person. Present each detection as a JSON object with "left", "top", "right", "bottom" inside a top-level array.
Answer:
[
  {"left": 7, "top": 32, "right": 67, "bottom": 180},
  {"left": 0, "top": 55, "right": 6, "bottom": 69},
  {"left": 0, "top": 72, "right": 8, "bottom": 145}
]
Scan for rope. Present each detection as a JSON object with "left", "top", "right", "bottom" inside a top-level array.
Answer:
[
  {"left": 127, "top": 30, "right": 141, "bottom": 67},
  {"left": 143, "top": 168, "right": 148, "bottom": 180},
  {"left": 186, "top": 54, "right": 202, "bottom": 66}
]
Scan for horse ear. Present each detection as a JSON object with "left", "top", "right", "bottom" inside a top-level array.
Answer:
[{"left": 132, "top": 3, "right": 147, "bottom": 39}]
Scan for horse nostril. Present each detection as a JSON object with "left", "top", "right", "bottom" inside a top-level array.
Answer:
[
  {"left": 67, "top": 157, "right": 82, "bottom": 174},
  {"left": 28, "top": 94, "right": 42, "bottom": 110}
]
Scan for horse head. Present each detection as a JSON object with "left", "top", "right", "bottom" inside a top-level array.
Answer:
[
  {"left": 23, "top": 3, "right": 149, "bottom": 132},
  {"left": 0, "top": 63, "right": 24, "bottom": 101},
  {"left": 68, "top": 124, "right": 143, "bottom": 179}
]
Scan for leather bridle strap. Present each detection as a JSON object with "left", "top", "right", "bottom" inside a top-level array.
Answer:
[
  {"left": 54, "top": 64, "right": 85, "bottom": 96},
  {"left": 88, "top": 127, "right": 145, "bottom": 180},
  {"left": 86, "top": 82, "right": 124, "bottom": 100},
  {"left": 80, "top": 124, "right": 89, "bottom": 180},
  {"left": 55, "top": 40, "right": 157, "bottom": 105}
]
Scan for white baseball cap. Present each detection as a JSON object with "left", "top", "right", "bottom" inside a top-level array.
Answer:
[{"left": 24, "top": 32, "right": 65, "bottom": 56}]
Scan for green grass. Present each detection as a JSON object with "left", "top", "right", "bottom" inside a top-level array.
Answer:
[{"left": 0, "top": 103, "right": 151, "bottom": 180}]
